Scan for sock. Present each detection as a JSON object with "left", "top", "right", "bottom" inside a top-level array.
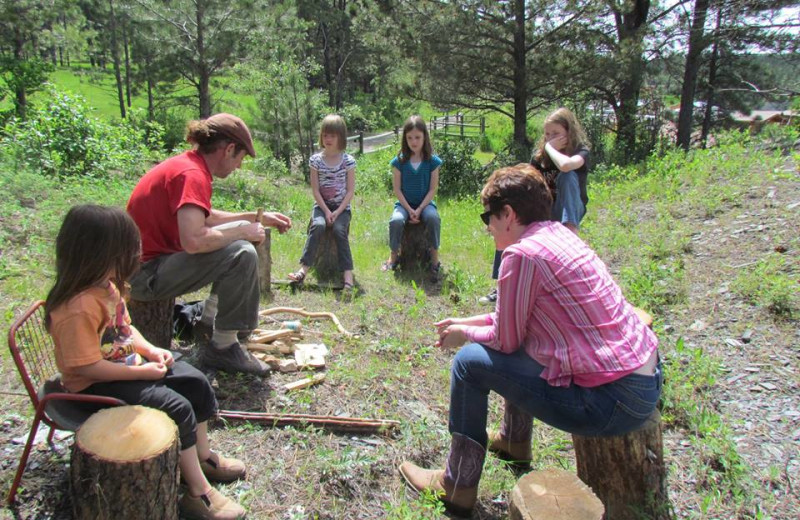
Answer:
[{"left": 211, "top": 329, "right": 238, "bottom": 347}]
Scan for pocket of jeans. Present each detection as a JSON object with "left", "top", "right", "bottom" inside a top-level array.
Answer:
[{"left": 600, "top": 400, "right": 654, "bottom": 436}]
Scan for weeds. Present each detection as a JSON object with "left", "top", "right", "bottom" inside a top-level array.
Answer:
[{"left": 731, "top": 255, "right": 798, "bottom": 318}]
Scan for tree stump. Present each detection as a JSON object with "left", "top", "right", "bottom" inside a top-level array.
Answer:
[
  {"left": 509, "top": 468, "right": 604, "bottom": 520},
  {"left": 256, "top": 228, "right": 272, "bottom": 299},
  {"left": 573, "top": 410, "right": 669, "bottom": 519},
  {"left": 127, "top": 297, "right": 175, "bottom": 349},
  {"left": 311, "top": 222, "right": 347, "bottom": 286},
  {"left": 71, "top": 405, "right": 179, "bottom": 520},
  {"left": 398, "top": 222, "right": 432, "bottom": 270}
]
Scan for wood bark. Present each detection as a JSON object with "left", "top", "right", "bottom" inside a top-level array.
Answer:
[
  {"left": 71, "top": 406, "right": 179, "bottom": 520},
  {"left": 311, "top": 221, "right": 347, "bottom": 285},
  {"left": 677, "top": 0, "right": 710, "bottom": 151},
  {"left": 398, "top": 223, "right": 432, "bottom": 271},
  {"left": 257, "top": 228, "right": 272, "bottom": 299},
  {"left": 509, "top": 468, "right": 604, "bottom": 520},
  {"left": 573, "top": 410, "right": 669, "bottom": 520},
  {"left": 127, "top": 297, "right": 175, "bottom": 350}
]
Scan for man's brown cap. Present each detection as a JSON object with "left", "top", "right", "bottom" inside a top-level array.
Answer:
[{"left": 206, "top": 113, "right": 257, "bottom": 158}]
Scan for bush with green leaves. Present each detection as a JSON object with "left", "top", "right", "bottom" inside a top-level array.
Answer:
[
  {"left": 2, "top": 86, "right": 155, "bottom": 178},
  {"left": 435, "top": 137, "right": 485, "bottom": 198}
]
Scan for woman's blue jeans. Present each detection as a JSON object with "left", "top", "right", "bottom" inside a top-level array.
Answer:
[
  {"left": 449, "top": 343, "right": 662, "bottom": 446},
  {"left": 388, "top": 204, "right": 441, "bottom": 253},
  {"left": 552, "top": 170, "right": 585, "bottom": 227}
]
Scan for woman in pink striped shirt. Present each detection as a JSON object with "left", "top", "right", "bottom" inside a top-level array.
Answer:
[{"left": 399, "top": 163, "right": 661, "bottom": 516}]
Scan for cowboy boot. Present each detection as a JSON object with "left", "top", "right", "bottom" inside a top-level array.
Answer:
[
  {"left": 487, "top": 399, "right": 533, "bottom": 468},
  {"left": 399, "top": 433, "right": 486, "bottom": 517}
]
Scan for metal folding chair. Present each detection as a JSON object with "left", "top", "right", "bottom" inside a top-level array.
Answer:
[{"left": 6, "top": 300, "right": 124, "bottom": 504}]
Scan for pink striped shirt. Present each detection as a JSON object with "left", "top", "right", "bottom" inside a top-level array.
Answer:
[{"left": 464, "top": 221, "right": 658, "bottom": 387}]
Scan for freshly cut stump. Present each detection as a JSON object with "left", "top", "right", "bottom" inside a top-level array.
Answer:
[
  {"left": 509, "top": 468, "right": 604, "bottom": 520},
  {"left": 312, "top": 224, "right": 347, "bottom": 286},
  {"left": 573, "top": 410, "right": 669, "bottom": 520},
  {"left": 71, "top": 405, "right": 179, "bottom": 520},
  {"left": 127, "top": 297, "right": 175, "bottom": 349}
]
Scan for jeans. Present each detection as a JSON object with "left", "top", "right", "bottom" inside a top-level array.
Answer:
[
  {"left": 551, "top": 170, "right": 585, "bottom": 227},
  {"left": 388, "top": 204, "right": 441, "bottom": 253},
  {"left": 299, "top": 204, "right": 353, "bottom": 271},
  {"left": 130, "top": 239, "right": 260, "bottom": 332},
  {"left": 80, "top": 361, "right": 217, "bottom": 449},
  {"left": 449, "top": 343, "right": 662, "bottom": 446}
]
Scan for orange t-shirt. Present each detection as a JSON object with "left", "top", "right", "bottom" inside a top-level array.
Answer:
[{"left": 49, "top": 282, "right": 135, "bottom": 392}]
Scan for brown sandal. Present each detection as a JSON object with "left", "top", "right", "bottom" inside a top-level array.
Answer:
[{"left": 288, "top": 269, "right": 306, "bottom": 283}]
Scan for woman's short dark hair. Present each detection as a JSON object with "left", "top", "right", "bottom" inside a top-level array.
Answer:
[{"left": 480, "top": 163, "right": 552, "bottom": 225}]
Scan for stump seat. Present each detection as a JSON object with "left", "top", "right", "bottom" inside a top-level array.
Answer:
[
  {"left": 71, "top": 405, "right": 179, "bottom": 520},
  {"left": 127, "top": 297, "right": 175, "bottom": 349},
  {"left": 397, "top": 222, "right": 432, "bottom": 270},
  {"left": 309, "top": 219, "right": 349, "bottom": 285}
]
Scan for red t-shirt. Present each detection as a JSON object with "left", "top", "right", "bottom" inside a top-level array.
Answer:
[{"left": 127, "top": 150, "right": 213, "bottom": 262}]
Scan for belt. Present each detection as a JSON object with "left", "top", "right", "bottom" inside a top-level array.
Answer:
[{"left": 632, "top": 349, "right": 659, "bottom": 376}]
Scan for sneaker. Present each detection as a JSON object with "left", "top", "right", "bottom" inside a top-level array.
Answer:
[
  {"left": 478, "top": 288, "right": 497, "bottom": 305},
  {"left": 201, "top": 341, "right": 270, "bottom": 376},
  {"left": 178, "top": 487, "right": 246, "bottom": 520},
  {"left": 200, "top": 451, "right": 246, "bottom": 483}
]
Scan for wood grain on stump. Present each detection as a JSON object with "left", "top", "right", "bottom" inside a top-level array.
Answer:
[
  {"left": 71, "top": 405, "right": 179, "bottom": 520},
  {"left": 509, "top": 468, "right": 604, "bottom": 520},
  {"left": 398, "top": 222, "right": 431, "bottom": 270},
  {"left": 127, "top": 297, "right": 175, "bottom": 349},
  {"left": 573, "top": 410, "right": 669, "bottom": 519}
]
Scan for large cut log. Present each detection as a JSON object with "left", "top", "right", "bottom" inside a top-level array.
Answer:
[
  {"left": 71, "top": 405, "right": 179, "bottom": 520},
  {"left": 127, "top": 297, "right": 175, "bottom": 349},
  {"left": 312, "top": 225, "right": 346, "bottom": 285},
  {"left": 573, "top": 410, "right": 669, "bottom": 519},
  {"left": 398, "top": 222, "right": 431, "bottom": 270},
  {"left": 509, "top": 468, "right": 604, "bottom": 520}
]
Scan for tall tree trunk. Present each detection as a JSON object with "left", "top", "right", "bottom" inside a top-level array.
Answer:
[
  {"left": 145, "top": 53, "right": 155, "bottom": 120},
  {"left": 612, "top": 0, "right": 650, "bottom": 163},
  {"left": 13, "top": 35, "right": 27, "bottom": 120},
  {"left": 701, "top": 9, "right": 722, "bottom": 148},
  {"left": 677, "top": 0, "right": 709, "bottom": 151},
  {"left": 123, "top": 18, "right": 132, "bottom": 108},
  {"left": 196, "top": 2, "right": 211, "bottom": 118},
  {"left": 109, "top": 0, "right": 126, "bottom": 119},
  {"left": 512, "top": 0, "right": 529, "bottom": 161}
]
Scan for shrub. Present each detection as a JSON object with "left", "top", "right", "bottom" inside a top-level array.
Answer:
[
  {"left": 1, "top": 85, "right": 153, "bottom": 178},
  {"left": 436, "top": 137, "right": 485, "bottom": 198}
]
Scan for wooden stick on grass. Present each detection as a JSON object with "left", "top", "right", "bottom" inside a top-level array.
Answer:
[{"left": 259, "top": 306, "right": 352, "bottom": 336}]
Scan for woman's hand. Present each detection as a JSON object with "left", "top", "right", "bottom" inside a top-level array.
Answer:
[
  {"left": 138, "top": 362, "right": 168, "bottom": 380},
  {"left": 409, "top": 208, "right": 421, "bottom": 224},
  {"left": 145, "top": 347, "right": 174, "bottom": 367},
  {"left": 435, "top": 317, "right": 461, "bottom": 333},
  {"left": 548, "top": 135, "right": 568, "bottom": 152},
  {"left": 435, "top": 324, "right": 467, "bottom": 349}
]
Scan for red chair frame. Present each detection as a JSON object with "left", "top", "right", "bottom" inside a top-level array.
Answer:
[{"left": 6, "top": 300, "right": 124, "bottom": 505}]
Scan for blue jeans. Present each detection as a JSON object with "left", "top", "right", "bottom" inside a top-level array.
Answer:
[
  {"left": 388, "top": 204, "right": 441, "bottom": 253},
  {"left": 449, "top": 343, "right": 662, "bottom": 446},
  {"left": 299, "top": 204, "right": 353, "bottom": 271},
  {"left": 552, "top": 170, "right": 585, "bottom": 227}
]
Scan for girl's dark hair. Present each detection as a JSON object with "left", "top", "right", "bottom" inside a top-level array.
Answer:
[
  {"left": 45, "top": 205, "right": 141, "bottom": 327},
  {"left": 481, "top": 163, "right": 552, "bottom": 225},
  {"left": 398, "top": 115, "right": 432, "bottom": 163},
  {"left": 185, "top": 119, "right": 246, "bottom": 156}
]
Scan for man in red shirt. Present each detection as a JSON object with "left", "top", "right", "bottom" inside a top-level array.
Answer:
[{"left": 127, "top": 113, "right": 291, "bottom": 375}]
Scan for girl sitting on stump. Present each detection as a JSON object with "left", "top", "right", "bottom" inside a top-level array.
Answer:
[
  {"left": 46, "top": 205, "right": 246, "bottom": 520},
  {"left": 399, "top": 164, "right": 660, "bottom": 517},
  {"left": 382, "top": 115, "right": 442, "bottom": 276}
]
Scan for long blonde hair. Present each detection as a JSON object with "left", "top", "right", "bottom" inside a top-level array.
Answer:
[{"left": 534, "top": 107, "right": 589, "bottom": 169}]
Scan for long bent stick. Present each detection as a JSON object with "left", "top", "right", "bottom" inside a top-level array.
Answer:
[
  {"left": 218, "top": 410, "right": 398, "bottom": 435},
  {"left": 259, "top": 306, "right": 351, "bottom": 336}
]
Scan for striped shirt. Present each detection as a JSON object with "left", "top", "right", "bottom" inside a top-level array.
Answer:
[
  {"left": 309, "top": 152, "right": 356, "bottom": 210},
  {"left": 463, "top": 221, "right": 658, "bottom": 387}
]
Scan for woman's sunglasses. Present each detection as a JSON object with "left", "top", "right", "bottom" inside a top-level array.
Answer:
[{"left": 480, "top": 209, "right": 494, "bottom": 226}]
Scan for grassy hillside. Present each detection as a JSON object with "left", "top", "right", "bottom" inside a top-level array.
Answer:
[{"left": 1, "top": 121, "right": 798, "bottom": 518}]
